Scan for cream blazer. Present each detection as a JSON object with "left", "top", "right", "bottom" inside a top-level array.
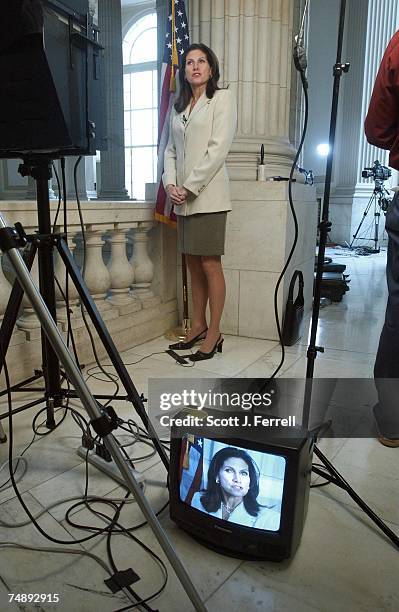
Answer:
[{"left": 162, "top": 88, "right": 237, "bottom": 216}]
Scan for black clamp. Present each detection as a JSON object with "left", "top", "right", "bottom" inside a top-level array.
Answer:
[
  {"left": 307, "top": 346, "right": 324, "bottom": 360},
  {"left": 0, "top": 225, "right": 27, "bottom": 253},
  {"left": 318, "top": 220, "right": 332, "bottom": 234},
  {"left": 90, "top": 405, "right": 119, "bottom": 438},
  {"left": 333, "top": 62, "right": 350, "bottom": 77}
]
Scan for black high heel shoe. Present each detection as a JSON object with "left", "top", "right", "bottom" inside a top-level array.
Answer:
[
  {"left": 169, "top": 328, "right": 207, "bottom": 351},
  {"left": 188, "top": 335, "right": 223, "bottom": 362}
]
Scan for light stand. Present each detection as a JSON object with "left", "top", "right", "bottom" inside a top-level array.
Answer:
[
  {"left": 0, "top": 210, "right": 207, "bottom": 612},
  {"left": 299, "top": 0, "right": 399, "bottom": 550},
  {"left": 303, "top": 0, "right": 349, "bottom": 423}
]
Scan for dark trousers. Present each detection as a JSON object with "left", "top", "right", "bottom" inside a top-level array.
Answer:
[{"left": 374, "top": 191, "right": 399, "bottom": 437}]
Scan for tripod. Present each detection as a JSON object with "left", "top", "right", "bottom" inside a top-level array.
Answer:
[
  {"left": 349, "top": 183, "right": 390, "bottom": 252},
  {"left": 0, "top": 156, "right": 164, "bottom": 464},
  {"left": 0, "top": 155, "right": 206, "bottom": 610}
]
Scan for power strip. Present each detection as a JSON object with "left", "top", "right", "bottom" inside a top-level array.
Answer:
[{"left": 77, "top": 446, "right": 145, "bottom": 489}]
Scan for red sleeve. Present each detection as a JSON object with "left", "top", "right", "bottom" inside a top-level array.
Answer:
[{"left": 364, "top": 36, "right": 399, "bottom": 150}]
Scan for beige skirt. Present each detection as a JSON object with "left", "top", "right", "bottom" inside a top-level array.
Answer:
[{"left": 177, "top": 212, "right": 228, "bottom": 256}]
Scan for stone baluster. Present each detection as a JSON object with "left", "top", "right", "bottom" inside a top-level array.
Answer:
[
  {"left": 53, "top": 229, "right": 83, "bottom": 331},
  {"left": 82, "top": 226, "right": 115, "bottom": 318},
  {"left": 130, "top": 223, "right": 159, "bottom": 307},
  {"left": 106, "top": 225, "right": 141, "bottom": 313}
]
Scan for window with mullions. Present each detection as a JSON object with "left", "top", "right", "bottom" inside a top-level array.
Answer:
[{"left": 123, "top": 12, "right": 157, "bottom": 200}]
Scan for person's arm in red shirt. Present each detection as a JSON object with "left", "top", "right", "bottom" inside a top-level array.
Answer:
[{"left": 364, "top": 36, "right": 399, "bottom": 150}]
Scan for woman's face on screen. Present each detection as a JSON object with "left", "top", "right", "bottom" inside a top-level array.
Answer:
[{"left": 217, "top": 457, "right": 251, "bottom": 498}]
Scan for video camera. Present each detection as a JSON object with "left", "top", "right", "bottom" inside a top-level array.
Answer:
[{"left": 362, "top": 160, "right": 392, "bottom": 182}]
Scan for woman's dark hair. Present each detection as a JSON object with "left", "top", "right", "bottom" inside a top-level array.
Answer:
[
  {"left": 199, "top": 447, "right": 261, "bottom": 517},
  {"left": 174, "top": 43, "right": 221, "bottom": 113}
]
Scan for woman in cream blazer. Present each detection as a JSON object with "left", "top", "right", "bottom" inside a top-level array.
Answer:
[{"left": 163, "top": 43, "right": 237, "bottom": 362}]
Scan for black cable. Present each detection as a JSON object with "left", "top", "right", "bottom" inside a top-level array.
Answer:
[
  {"left": 53, "top": 274, "right": 81, "bottom": 368},
  {"left": 85, "top": 493, "right": 168, "bottom": 609},
  {"left": 84, "top": 351, "right": 172, "bottom": 381},
  {"left": 77, "top": 492, "right": 156, "bottom": 610},
  {"left": 66, "top": 156, "right": 120, "bottom": 406},
  {"left": 31, "top": 404, "right": 68, "bottom": 436},
  {"left": 3, "top": 356, "right": 168, "bottom": 603},
  {"left": 3, "top": 358, "right": 119, "bottom": 545},
  {"left": 51, "top": 162, "right": 62, "bottom": 232},
  {"left": 67, "top": 493, "right": 167, "bottom": 610},
  {"left": 265, "top": 36, "right": 309, "bottom": 384},
  {"left": 63, "top": 494, "right": 169, "bottom": 608}
]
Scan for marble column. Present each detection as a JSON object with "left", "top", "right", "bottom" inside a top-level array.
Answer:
[
  {"left": 330, "top": 0, "right": 399, "bottom": 244},
  {"left": 97, "top": 0, "right": 129, "bottom": 200},
  {"left": 64, "top": 157, "right": 89, "bottom": 202},
  {"left": 189, "top": 0, "right": 296, "bottom": 179}
]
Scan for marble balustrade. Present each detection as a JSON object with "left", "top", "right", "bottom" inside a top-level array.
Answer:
[{"left": 0, "top": 200, "right": 178, "bottom": 385}]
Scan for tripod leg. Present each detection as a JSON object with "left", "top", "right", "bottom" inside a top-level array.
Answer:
[
  {"left": 0, "top": 243, "right": 38, "bottom": 444},
  {"left": 55, "top": 236, "right": 170, "bottom": 470},
  {"left": 0, "top": 243, "right": 37, "bottom": 376},
  {"left": 314, "top": 445, "right": 399, "bottom": 549},
  {"left": 350, "top": 193, "right": 374, "bottom": 248},
  {"left": 0, "top": 213, "right": 207, "bottom": 612},
  {"left": 35, "top": 167, "right": 62, "bottom": 429},
  {"left": 374, "top": 209, "right": 381, "bottom": 252}
]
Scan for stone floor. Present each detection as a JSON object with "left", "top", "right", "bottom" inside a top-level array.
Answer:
[{"left": 0, "top": 248, "right": 398, "bottom": 611}]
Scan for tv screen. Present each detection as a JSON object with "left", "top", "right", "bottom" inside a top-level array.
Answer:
[
  {"left": 169, "top": 410, "right": 312, "bottom": 561},
  {"left": 179, "top": 437, "right": 286, "bottom": 532}
]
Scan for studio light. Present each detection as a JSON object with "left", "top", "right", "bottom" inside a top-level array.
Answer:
[{"left": 317, "top": 143, "right": 330, "bottom": 157}]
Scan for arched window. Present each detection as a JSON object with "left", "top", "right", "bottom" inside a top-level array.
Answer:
[{"left": 123, "top": 13, "right": 157, "bottom": 200}]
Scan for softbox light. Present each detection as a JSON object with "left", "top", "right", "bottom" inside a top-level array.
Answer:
[{"left": 0, "top": 0, "right": 106, "bottom": 158}]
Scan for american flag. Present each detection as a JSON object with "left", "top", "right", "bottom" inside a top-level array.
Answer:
[
  {"left": 179, "top": 435, "right": 204, "bottom": 504},
  {"left": 155, "top": 0, "right": 189, "bottom": 226}
]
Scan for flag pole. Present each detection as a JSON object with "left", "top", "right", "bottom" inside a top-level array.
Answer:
[
  {"left": 161, "top": 0, "right": 190, "bottom": 340},
  {"left": 181, "top": 253, "right": 190, "bottom": 335},
  {"left": 165, "top": 253, "right": 190, "bottom": 341}
]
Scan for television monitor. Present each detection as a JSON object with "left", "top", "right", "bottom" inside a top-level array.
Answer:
[
  {"left": 169, "top": 410, "right": 313, "bottom": 561},
  {"left": 0, "top": 0, "right": 106, "bottom": 158}
]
